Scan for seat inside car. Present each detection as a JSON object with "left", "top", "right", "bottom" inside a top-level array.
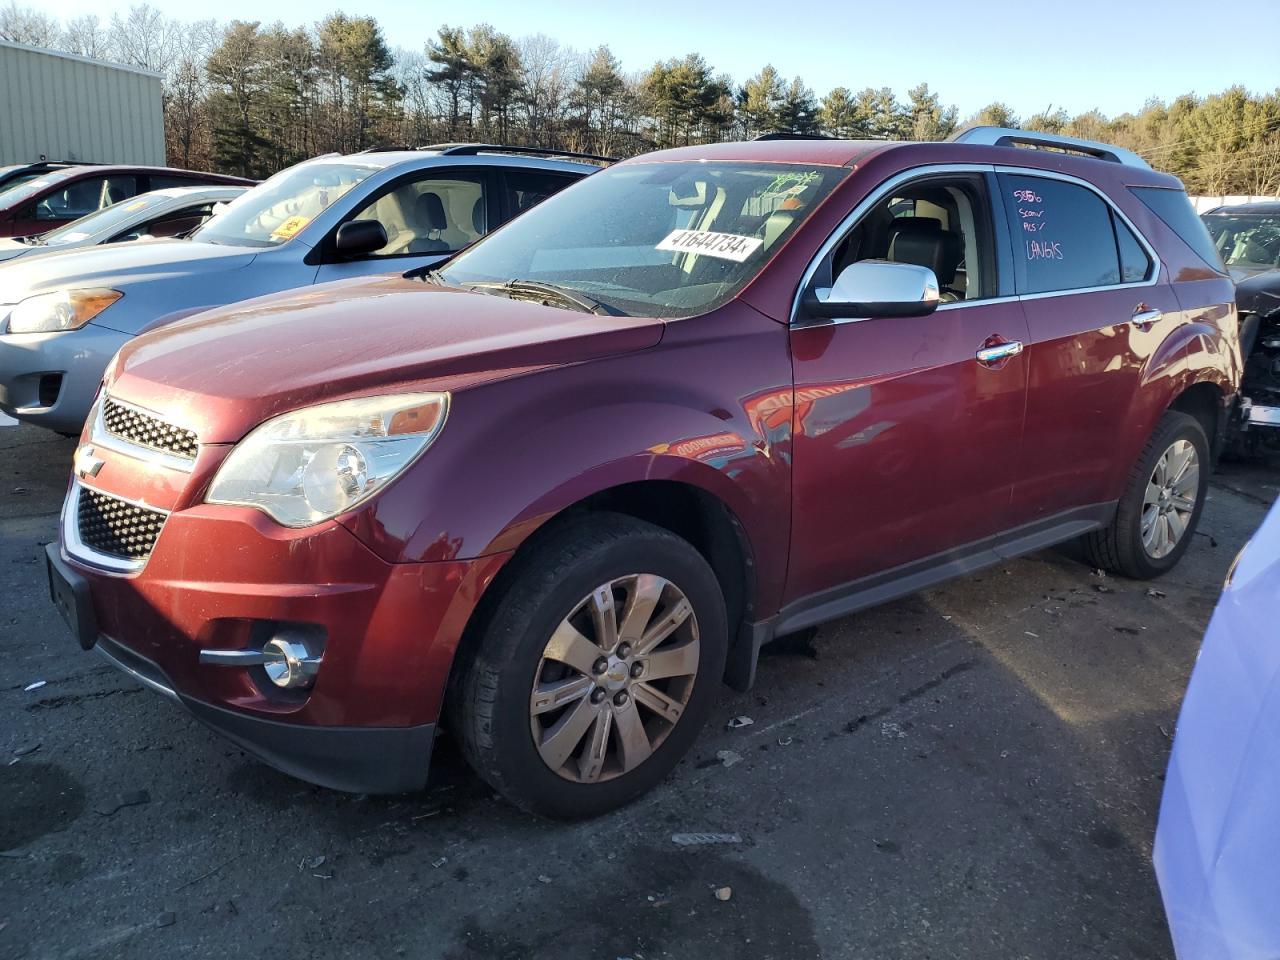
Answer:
[
  {"left": 406, "top": 192, "right": 450, "bottom": 253},
  {"left": 886, "top": 217, "right": 964, "bottom": 301}
]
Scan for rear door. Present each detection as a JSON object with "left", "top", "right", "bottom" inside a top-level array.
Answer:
[
  {"left": 996, "top": 170, "right": 1182, "bottom": 523},
  {"left": 786, "top": 170, "right": 1032, "bottom": 602},
  {"left": 313, "top": 168, "right": 496, "bottom": 283}
]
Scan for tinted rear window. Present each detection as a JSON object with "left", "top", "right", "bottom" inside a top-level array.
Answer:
[
  {"left": 998, "top": 173, "right": 1121, "bottom": 294},
  {"left": 1131, "top": 187, "right": 1225, "bottom": 272}
]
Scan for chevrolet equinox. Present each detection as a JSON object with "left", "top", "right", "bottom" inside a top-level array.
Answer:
[{"left": 47, "top": 128, "right": 1240, "bottom": 818}]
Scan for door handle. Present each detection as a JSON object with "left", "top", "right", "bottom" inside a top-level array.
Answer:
[
  {"left": 1131, "top": 307, "right": 1162, "bottom": 329},
  {"left": 975, "top": 340, "right": 1024, "bottom": 366}
]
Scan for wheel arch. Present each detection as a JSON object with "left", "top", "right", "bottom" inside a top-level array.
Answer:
[{"left": 444, "top": 475, "right": 761, "bottom": 713}]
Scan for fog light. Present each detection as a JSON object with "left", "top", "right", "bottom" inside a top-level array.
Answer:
[{"left": 262, "top": 633, "right": 322, "bottom": 690}]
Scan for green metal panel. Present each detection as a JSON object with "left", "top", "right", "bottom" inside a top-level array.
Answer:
[{"left": 0, "top": 40, "right": 164, "bottom": 166}]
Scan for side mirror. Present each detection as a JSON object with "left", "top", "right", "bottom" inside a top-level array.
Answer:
[
  {"left": 334, "top": 219, "right": 388, "bottom": 257},
  {"left": 804, "top": 260, "right": 940, "bottom": 321}
]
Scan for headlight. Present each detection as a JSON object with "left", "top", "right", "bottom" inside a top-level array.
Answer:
[
  {"left": 7, "top": 288, "right": 123, "bottom": 334},
  {"left": 206, "top": 393, "right": 450, "bottom": 527}
]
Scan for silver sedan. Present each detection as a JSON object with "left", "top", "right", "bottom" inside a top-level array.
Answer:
[{"left": 0, "top": 186, "right": 247, "bottom": 264}]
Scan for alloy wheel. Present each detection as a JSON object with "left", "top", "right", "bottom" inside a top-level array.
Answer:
[
  {"left": 529, "top": 574, "right": 700, "bottom": 783},
  {"left": 1141, "top": 439, "right": 1200, "bottom": 560}
]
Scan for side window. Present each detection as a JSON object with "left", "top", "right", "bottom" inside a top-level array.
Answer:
[
  {"left": 36, "top": 176, "right": 138, "bottom": 221},
  {"left": 137, "top": 204, "right": 217, "bottom": 240},
  {"left": 505, "top": 171, "right": 575, "bottom": 220},
  {"left": 149, "top": 175, "right": 198, "bottom": 190},
  {"left": 998, "top": 174, "right": 1121, "bottom": 294},
  {"left": 1115, "top": 216, "right": 1152, "bottom": 283},
  {"left": 825, "top": 176, "right": 995, "bottom": 302},
  {"left": 346, "top": 174, "right": 487, "bottom": 258}
]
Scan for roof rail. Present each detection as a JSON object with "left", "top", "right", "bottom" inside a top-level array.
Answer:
[
  {"left": 418, "top": 143, "right": 617, "bottom": 165},
  {"left": 753, "top": 132, "right": 836, "bottom": 141},
  {"left": 951, "top": 126, "right": 1151, "bottom": 170}
]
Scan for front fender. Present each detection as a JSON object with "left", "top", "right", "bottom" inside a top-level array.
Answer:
[{"left": 341, "top": 304, "right": 795, "bottom": 616}]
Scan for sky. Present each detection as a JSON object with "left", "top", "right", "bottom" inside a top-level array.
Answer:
[{"left": 37, "top": 0, "right": 1280, "bottom": 118}]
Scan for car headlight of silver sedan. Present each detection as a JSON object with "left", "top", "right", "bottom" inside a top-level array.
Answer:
[
  {"left": 6, "top": 288, "right": 123, "bottom": 334},
  {"left": 207, "top": 393, "right": 450, "bottom": 527}
]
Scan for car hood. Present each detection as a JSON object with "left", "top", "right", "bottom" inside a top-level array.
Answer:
[
  {"left": 1236, "top": 269, "right": 1280, "bottom": 320},
  {"left": 0, "top": 238, "right": 28, "bottom": 263},
  {"left": 0, "top": 239, "right": 258, "bottom": 302},
  {"left": 109, "top": 275, "right": 665, "bottom": 443}
]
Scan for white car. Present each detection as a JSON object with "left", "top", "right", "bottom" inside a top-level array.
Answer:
[
  {"left": 1155, "top": 497, "right": 1280, "bottom": 958},
  {"left": 0, "top": 185, "right": 247, "bottom": 263}
]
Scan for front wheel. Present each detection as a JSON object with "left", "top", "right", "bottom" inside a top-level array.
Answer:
[
  {"left": 1082, "top": 410, "right": 1210, "bottom": 579},
  {"left": 448, "top": 513, "right": 727, "bottom": 819}
]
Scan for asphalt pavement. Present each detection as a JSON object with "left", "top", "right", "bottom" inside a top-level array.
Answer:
[{"left": 1, "top": 420, "right": 1275, "bottom": 960}]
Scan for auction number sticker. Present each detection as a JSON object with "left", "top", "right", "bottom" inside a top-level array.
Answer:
[{"left": 656, "top": 229, "right": 763, "bottom": 263}]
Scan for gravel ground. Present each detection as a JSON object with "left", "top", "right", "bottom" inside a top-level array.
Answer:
[{"left": 0, "top": 421, "right": 1274, "bottom": 960}]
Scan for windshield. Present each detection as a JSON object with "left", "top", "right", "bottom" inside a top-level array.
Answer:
[
  {"left": 440, "top": 161, "right": 845, "bottom": 318},
  {"left": 0, "top": 172, "right": 70, "bottom": 207},
  {"left": 191, "top": 162, "right": 376, "bottom": 247},
  {"left": 0, "top": 170, "right": 42, "bottom": 195},
  {"left": 40, "top": 194, "right": 170, "bottom": 244},
  {"left": 1203, "top": 213, "right": 1280, "bottom": 272}
]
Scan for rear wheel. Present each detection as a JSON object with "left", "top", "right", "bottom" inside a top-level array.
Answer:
[
  {"left": 448, "top": 513, "right": 726, "bottom": 819},
  {"left": 1082, "top": 410, "right": 1209, "bottom": 579}
]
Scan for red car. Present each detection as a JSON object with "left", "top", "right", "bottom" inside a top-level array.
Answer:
[
  {"left": 0, "top": 164, "right": 253, "bottom": 236},
  {"left": 47, "top": 129, "right": 1239, "bottom": 818}
]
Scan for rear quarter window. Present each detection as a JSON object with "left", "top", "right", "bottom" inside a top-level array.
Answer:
[{"left": 1131, "top": 186, "right": 1225, "bottom": 273}]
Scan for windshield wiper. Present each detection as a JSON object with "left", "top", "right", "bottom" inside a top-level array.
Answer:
[
  {"left": 465, "top": 279, "right": 614, "bottom": 315},
  {"left": 16, "top": 235, "right": 46, "bottom": 246}
]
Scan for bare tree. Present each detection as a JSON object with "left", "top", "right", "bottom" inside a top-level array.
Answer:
[
  {"left": 518, "top": 34, "right": 571, "bottom": 146},
  {"left": 108, "top": 4, "right": 183, "bottom": 77},
  {"left": 0, "top": 1, "right": 59, "bottom": 46},
  {"left": 62, "top": 14, "right": 110, "bottom": 58}
]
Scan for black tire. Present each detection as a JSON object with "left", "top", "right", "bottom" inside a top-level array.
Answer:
[
  {"left": 447, "top": 512, "right": 727, "bottom": 819},
  {"left": 1082, "top": 410, "right": 1210, "bottom": 579}
]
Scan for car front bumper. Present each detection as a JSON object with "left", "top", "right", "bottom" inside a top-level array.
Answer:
[
  {"left": 0, "top": 323, "right": 130, "bottom": 432},
  {"left": 48, "top": 498, "right": 510, "bottom": 794}
]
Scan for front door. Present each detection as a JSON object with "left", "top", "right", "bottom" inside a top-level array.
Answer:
[
  {"left": 314, "top": 171, "right": 494, "bottom": 283},
  {"left": 786, "top": 172, "right": 1031, "bottom": 603}
]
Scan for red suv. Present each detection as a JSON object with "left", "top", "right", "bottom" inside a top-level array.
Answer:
[
  {"left": 47, "top": 128, "right": 1239, "bottom": 818},
  {"left": 0, "top": 164, "right": 253, "bottom": 236}
]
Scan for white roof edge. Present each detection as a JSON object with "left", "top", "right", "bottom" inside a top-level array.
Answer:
[{"left": 0, "top": 39, "right": 163, "bottom": 80}]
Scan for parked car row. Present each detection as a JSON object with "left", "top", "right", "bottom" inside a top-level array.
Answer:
[
  {"left": 0, "top": 145, "right": 599, "bottom": 432},
  {"left": 0, "top": 161, "right": 253, "bottom": 236},
  {"left": 8, "top": 131, "right": 1241, "bottom": 819},
  {"left": 0, "top": 185, "right": 248, "bottom": 264},
  {"left": 1202, "top": 201, "right": 1280, "bottom": 456}
]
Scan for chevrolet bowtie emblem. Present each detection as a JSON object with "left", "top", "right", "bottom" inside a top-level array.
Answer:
[{"left": 74, "top": 445, "right": 104, "bottom": 480}]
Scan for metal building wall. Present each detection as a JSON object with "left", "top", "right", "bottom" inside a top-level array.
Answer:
[{"left": 0, "top": 41, "right": 164, "bottom": 166}]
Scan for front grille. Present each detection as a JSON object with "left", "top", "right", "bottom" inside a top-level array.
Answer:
[
  {"left": 102, "top": 397, "right": 198, "bottom": 460},
  {"left": 77, "top": 488, "right": 167, "bottom": 561}
]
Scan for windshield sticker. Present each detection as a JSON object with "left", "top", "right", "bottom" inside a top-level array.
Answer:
[
  {"left": 656, "top": 229, "right": 763, "bottom": 263},
  {"left": 269, "top": 215, "right": 311, "bottom": 240},
  {"left": 761, "top": 171, "right": 820, "bottom": 198},
  {"left": 125, "top": 200, "right": 148, "bottom": 212}
]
